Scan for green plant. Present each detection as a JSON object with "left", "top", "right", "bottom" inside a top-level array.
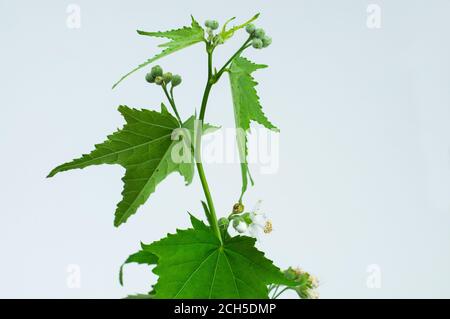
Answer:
[{"left": 48, "top": 14, "right": 318, "bottom": 299}]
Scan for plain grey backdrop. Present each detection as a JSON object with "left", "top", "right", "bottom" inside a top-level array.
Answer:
[{"left": 1, "top": 0, "right": 449, "bottom": 298}]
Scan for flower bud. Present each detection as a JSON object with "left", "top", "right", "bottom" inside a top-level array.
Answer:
[
  {"left": 252, "top": 38, "right": 263, "bottom": 49},
  {"left": 154, "top": 76, "right": 164, "bottom": 85},
  {"left": 218, "top": 217, "right": 229, "bottom": 230},
  {"left": 261, "top": 35, "right": 272, "bottom": 48},
  {"left": 232, "top": 203, "right": 244, "bottom": 214},
  {"left": 151, "top": 65, "right": 163, "bottom": 77},
  {"left": 162, "top": 72, "right": 172, "bottom": 83},
  {"left": 171, "top": 74, "right": 182, "bottom": 87},
  {"left": 210, "top": 20, "right": 219, "bottom": 30},
  {"left": 205, "top": 20, "right": 219, "bottom": 30},
  {"left": 254, "top": 28, "right": 265, "bottom": 39},
  {"left": 145, "top": 72, "right": 155, "bottom": 83},
  {"left": 232, "top": 217, "right": 248, "bottom": 233},
  {"left": 284, "top": 267, "right": 299, "bottom": 281},
  {"left": 245, "top": 23, "right": 256, "bottom": 35}
]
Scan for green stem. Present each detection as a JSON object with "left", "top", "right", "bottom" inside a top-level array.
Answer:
[
  {"left": 162, "top": 84, "right": 182, "bottom": 124},
  {"left": 213, "top": 37, "right": 252, "bottom": 82},
  {"left": 271, "top": 285, "right": 280, "bottom": 298},
  {"left": 195, "top": 44, "right": 222, "bottom": 243},
  {"left": 273, "top": 287, "right": 289, "bottom": 299},
  {"left": 195, "top": 39, "right": 252, "bottom": 243}
]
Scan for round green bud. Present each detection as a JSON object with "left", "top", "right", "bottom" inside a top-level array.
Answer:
[
  {"left": 205, "top": 20, "right": 219, "bottom": 30},
  {"left": 284, "top": 267, "right": 298, "bottom": 281},
  {"left": 252, "top": 38, "right": 263, "bottom": 49},
  {"left": 254, "top": 28, "right": 265, "bottom": 39},
  {"left": 171, "top": 74, "right": 182, "bottom": 87},
  {"left": 245, "top": 23, "right": 256, "bottom": 35},
  {"left": 151, "top": 65, "right": 163, "bottom": 77},
  {"left": 162, "top": 72, "right": 172, "bottom": 83},
  {"left": 154, "top": 76, "right": 164, "bottom": 85},
  {"left": 261, "top": 35, "right": 272, "bottom": 48},
  {"left": 218, "top": 217, "right": 229, "bottom": 230},
  {"left": 210, "top": 20, "right": 219, "bottom": 30},
  {"left": 145, "top": 72, "right": 155, "bottom": 83}
]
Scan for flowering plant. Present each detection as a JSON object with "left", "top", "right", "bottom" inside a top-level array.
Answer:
[{"left": 48, "top": 14, "right": 317, "bottom": 299}]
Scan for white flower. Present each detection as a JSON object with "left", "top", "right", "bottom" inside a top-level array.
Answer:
[
  {"left": 247, "top": 200, "right": 272, "bottom": 238},
  {"left": 235, "top": 221, "right": 248, "bottom": 233},
  {"left": 310, "top": 275, "right": 319, "bottom": 288}
]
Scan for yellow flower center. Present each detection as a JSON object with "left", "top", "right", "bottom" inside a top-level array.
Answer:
[{"left": 263, "top": 220, "right": 273, "bottom": 233}]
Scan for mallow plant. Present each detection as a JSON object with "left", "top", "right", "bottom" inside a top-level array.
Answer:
[{"left": 48, "top": 14, "right": 318, "bottom": 299}]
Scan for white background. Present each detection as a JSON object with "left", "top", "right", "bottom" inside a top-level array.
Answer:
[{"left": 1, "top": 0, "right": 449, "bottom": 298}]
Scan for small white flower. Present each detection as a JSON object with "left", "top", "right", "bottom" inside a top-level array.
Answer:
[
  {"left": 247, "top": 200, "right": 272, "bottom": 238},
  {"left": 307, "top": 288, "right": 319, "bottom": 299},
  {"left": 235, "top": 221, "right": 248, "bottom": 233},
  {"left": 310, "top": 275, "right": 319, "bottom": 288}
]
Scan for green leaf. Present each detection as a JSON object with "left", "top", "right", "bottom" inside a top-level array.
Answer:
[
  {"left": 189, "top": 214, "right": 211, "bottom": 231},
  {"left": 199, "top": 201, "right": 214, "bottom": 230},
  {"left": 48, "top": 105, "right": 201, "bottom": 226},
  {"left": 228, "top": 56, "right": 278, "bottom": 201},
  {"left": 219, "top": 13, "right": 260, "bottom": 43},
  {"left": 142, "top": 215, "right": 292, "bottom": 298},
  {"left": 119, "top": 248, "right": 158, "bottom": 286},
  {"left": 113, "top": 16, "right": 205, "bottom": 89}
]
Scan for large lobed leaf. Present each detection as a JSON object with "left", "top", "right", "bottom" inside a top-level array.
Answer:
[
  {"left": 228, "top": 56, "right": 278, "bottom": 201},
  {"left": 48, "top": 105, "right": 199, "bottom": 226},
  {"left": 139, "top": 215, "right": 293, "bottom": 298},
  {"left": 113, "top": 16, "right": 205, "bottom": 89}
]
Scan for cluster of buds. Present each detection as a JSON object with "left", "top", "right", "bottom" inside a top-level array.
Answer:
[
  {"left": 245, "top": 24, "right": 272, "bottom": 49},
  {"left": 219, "top": 200, "right": 273, "bottom": 238},
  {"left": 284, "top": 267, "right": 319, "bottom": 299},
  {"left": 145, "top": 65, "right": 182, "bottom": 87},
  {"left": 204, "top": 19, "right": 225, "bottom": 45}
]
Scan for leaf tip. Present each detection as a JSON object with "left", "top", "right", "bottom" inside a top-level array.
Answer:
[
  {"left": 112, "top": 80, "right": 121, "bottom": 89},
  {"left": 46, "top": 167, "right": 59, "bottom": 178},
  {"left": 113, "top": 217, "right": 122, "bottom": 227}
]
